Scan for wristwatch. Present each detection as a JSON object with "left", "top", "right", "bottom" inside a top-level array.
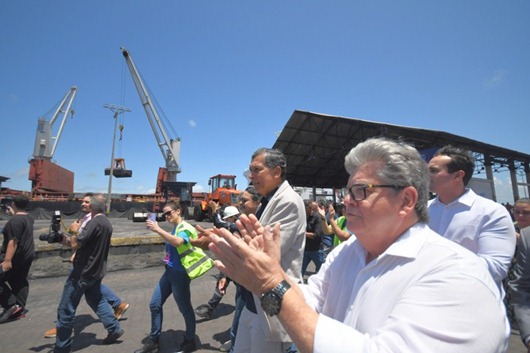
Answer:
[{"left": 260, "top": 279, "right": 291, "bottom": 316}]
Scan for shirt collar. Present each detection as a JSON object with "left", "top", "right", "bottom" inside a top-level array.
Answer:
[
  {"left": 432, "top": 188, "right": 475, "bottom": 208},
  {"left": 354, "top": 223, "right": 429, "bottom": 263}
]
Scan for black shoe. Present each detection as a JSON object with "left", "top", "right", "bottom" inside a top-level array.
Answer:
[
  {"left": 0, "top": 304, "right": 22, "bottom": 324},
  {"left": 194, "top": 304, "right": 213, "bottom": 320},
  {"left": 135, "top": 337, "right": 159, "bottom": 353},
  {"left": 103, "top": 328, "right": 124, "bottom": 344},
  {"left": 175, "top": 337, "right": 198, "bottom": 353}
]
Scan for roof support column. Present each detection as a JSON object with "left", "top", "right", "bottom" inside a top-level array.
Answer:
[
  {"left": 484, "top": 155, "right": 497, "bottom": 201},
  {"left": 509, "top": 160, "right": 519, "bottom": 202},
  {"left": 524, "top": 162, "right": 530, "bottom": 197}
]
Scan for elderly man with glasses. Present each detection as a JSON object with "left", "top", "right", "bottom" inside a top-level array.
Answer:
[{"left": 205, "top": 137, "right": 509, "bottom": 353}]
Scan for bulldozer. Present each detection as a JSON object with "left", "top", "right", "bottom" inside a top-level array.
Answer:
[{"left": 193, "top": 174, "right": 242, "bottom": 221}]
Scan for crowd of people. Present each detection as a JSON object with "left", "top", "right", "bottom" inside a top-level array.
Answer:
[{"left": 1, "top": 141, "right": 529, "bottom": 353}]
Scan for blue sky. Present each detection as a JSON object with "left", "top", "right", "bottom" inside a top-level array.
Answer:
[{"left": 1, "top": 1, "right": 529, "bottom": 202}]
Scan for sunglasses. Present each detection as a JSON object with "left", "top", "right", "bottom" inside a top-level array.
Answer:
[{"left": 163, "top": 210, "right": 174, "bottom": 218}]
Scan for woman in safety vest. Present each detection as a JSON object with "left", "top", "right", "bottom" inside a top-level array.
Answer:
[{"left": 135, "top": 201, "right": 212, "bottom": 353}]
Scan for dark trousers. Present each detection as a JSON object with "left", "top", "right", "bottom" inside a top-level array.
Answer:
[
  {"left": 0, "top": 259, "right": 33, "bottom": 309},
  {"left": 207, "top": 272, "right": 231, "bottom": 310}
]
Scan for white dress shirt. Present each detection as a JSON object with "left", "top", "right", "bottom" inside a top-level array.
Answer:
[
  {"left": 428, "top": 188, "right": 516, "bottom": 292},
  {"left": 300, "top": 223, "right": 509, "bottom": 353},
  {"left": 79, "top": 213, "right": 92, "bottom": 233}
]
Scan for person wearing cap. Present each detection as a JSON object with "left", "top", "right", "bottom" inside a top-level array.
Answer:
[
  {"left": 194, "top": 204, "right": 241, "bottom": 321},
  {"left": 210, "top": 202, "right": 240, "bottom": 233}
]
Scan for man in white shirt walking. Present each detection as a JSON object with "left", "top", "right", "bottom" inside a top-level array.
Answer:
[{"left": 427, "top": 145, "right": 516, "bottom": 294}]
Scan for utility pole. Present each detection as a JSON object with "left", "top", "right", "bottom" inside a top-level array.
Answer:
[{"left": 103, "top": 103, "right": 131, "bottom": 214}]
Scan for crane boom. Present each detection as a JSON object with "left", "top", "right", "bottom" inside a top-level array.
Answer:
[
  {"left": 32, "top": 86, "right": 77, "bottom": 160},
  {"left": 120, "top": 47, "right": 181, "bottom": 182}
]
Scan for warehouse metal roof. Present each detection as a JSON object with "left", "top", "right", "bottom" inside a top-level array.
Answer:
[{"left": 272, "top": 110, "right": 530, "bottom": 189}]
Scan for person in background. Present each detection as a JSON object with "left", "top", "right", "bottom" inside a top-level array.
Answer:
[
  {"left": 514, "top": 199, "right": 530, "bottom": 239},
  {"left": 508, "top": 198, "right": 530, "bottom": 352},
  {"left": 301, "top": 200, "right": 323, "bottom": 276},
  {"left": 0, "top": 195, "right": 34, "bottom": 324},
  {"left": 427, "top": 145, "right": 516, "bottom": 294},
  {"left": 207, "top": 137, "right": 509, "bottom": 353},
  {"left": 224, "top": 186, "right": 261, "bottom": 353},
  {"left": 44, "top": 193, "right": 129, "bottom": 338},
  {"left": 53, "top": 194, "right": 124, "bottom": 353},
  {"left": 316, "top": 200, "right": 333, "bottom": 260},
  {"left": 505, "top": 202, "right": 515, "bottom": 221},
  {"left": 194, "top": 204, "right": 240, "bottom": 320},
  {"left": 318, "top": 202, "right": 352, "bottom": 249}
]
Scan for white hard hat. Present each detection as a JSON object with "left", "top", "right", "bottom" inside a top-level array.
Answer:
[{"left": 222, "top": 206, "right": 240, "bottom": 220}]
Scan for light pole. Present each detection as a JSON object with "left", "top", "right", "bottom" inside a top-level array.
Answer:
[{"left": 103, "top": 103, "right": 131, "bottom": 214}]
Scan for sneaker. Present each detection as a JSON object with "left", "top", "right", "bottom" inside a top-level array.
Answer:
[
  {"left": 219, "top": 340, "right": 231, "bottom": 352},
  {"left": 194, "top": 304, "right": 213, "bottom": 320},
  {"left": 175, "top": 337, "right": 198, "bottom": 353},
  {"left": 134, "top": 337, "right": 159, "bottom": 353},
  {"left": 103, "top": 328, "right": 124, "bottom": 344},
  {"left": 44, "top": 327, "right": 57, "bottom": 338},
  {"left": 114, "top": 302, "right": 130, "bottom": 320},
  {"left": 0, "top": 304, "right": 22, "bottom": 324}
]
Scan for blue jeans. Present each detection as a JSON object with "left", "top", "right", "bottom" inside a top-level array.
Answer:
[
  {"left": 55, "top": 274, "right": 121, "bottom": 353},
  {"left": 302, "top": 250, "right": 324, "bottom": 276},
  {"left": 149, "top": 265, "right": 195, "bottom": 340},
  {"left": 101, "top": 284, "right": 121, "bottom": 309}
]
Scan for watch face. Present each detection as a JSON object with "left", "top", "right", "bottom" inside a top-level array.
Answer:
[{"left": 261, "top": 291, "right": 281, "bottom": 316}]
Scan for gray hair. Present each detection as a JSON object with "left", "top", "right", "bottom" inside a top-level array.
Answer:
[
  {"left": 344, "top": 137, "right": 430, "bottom": 223},
  {"left": 90, "top": 194, "right": 107, "bottom": 214},
  {"left": 516, "top": 198, "right": 530, "bottom": 207},
  {"left": 251, "top": 148, "right": 287, "bottom": 180}
]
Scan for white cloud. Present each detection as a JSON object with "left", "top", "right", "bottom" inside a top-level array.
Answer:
[
  {"left": 493, "top": 173, "right": 514, "bottom": 203},
  {"left": 483, "top": 69, "right": 507, "bottom": 90},
  {"left": 188, "top": 119, "right": 196, "bottom": 128},
  {"left": 193, "top": 184, "right": 205, "bottom": 192}
]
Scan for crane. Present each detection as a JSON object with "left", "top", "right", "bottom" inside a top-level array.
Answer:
[
  {"left": 120, "top": 47, "right": 181, "bottom": 183},
  {"left": 32, "top": 86, "right": 77, "bottom": 160},
  {"left": 28, "top": 86, "right": 77, "bottom": 195}
]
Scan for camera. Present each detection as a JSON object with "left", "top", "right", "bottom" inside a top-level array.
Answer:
[
  {"left": 39, "top": 210, "right": 64, "bottom": 243},
  {"left": 1, "top": 197, "right": 13, "bottom": 213}
]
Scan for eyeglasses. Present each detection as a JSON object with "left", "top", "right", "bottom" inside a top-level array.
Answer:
[
  {"left": 163, "top": 210, "right": 174, "bottom": 218},
  {"left": 514, "top": 210, "right": 530, "bottom": 216},
  {"left": 346, "top": 184, "right": 406, "bottom": 202}
]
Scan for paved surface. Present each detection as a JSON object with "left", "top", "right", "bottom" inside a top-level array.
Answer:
[
  {"left": 0, "top": 265, "right": 527, "bottom": 353},
  {"left": 0, "top": 266, "right": 237, "bottom": 353},
  {"left": 0, "top": 217, "right": 527, "bottom": 352}
]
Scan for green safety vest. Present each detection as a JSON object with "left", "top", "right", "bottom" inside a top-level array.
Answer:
[
  {"left": 174, "top": 221, "right": 214, "bottom": 280},
  {"left": 333, "top": 216, "right": 348, "bottom": 247}
]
